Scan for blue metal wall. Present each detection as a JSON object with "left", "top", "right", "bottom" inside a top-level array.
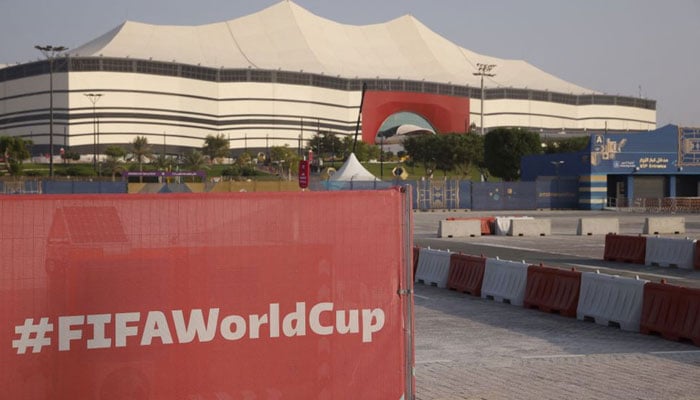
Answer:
[{"left": 43, "top": 181, "right": 127, "bottom": 194}]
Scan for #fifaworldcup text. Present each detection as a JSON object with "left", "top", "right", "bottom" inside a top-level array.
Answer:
[{"left": 12, "top": 302, "right": 386, "bottom": 355}]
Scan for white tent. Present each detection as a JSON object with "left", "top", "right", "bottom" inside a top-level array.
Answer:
[{"left": 329, "top": 153, "right": 379, "bottom": 182}]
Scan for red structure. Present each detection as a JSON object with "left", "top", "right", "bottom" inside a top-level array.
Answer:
[{"left": 362, "top": 91, "right": 470, "bottom": 144}]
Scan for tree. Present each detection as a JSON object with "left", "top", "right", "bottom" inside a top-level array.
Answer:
[
  {"left": 104, "top": 145, "right": 126, "bottom": 161},
  {"left": 0, "top": 136, "right": 32, "bottom": 176},
  {"left": 270, "top": 145, "right": 299, "bottom": 180},
  {"left": 103, "top": 145, "right": 127, "bottom": 181},
  {"left": 484, "top": 128, "right": 542, "bottom": 181},
  {"left": 403, "top": 135, "right": 439, "bottom": 176},
  {"left": 307, "top": 132, "right": 343, "bottom": 163},
  {"left": 182, "top": 149, "right": 207, "bottom": 173},
  {"left": 451, "top": 133, "right": 484, "bottom": 178},
  {"left": 542, "top": 136, "right": 590, "bottom": 154},
  {"left": 203, "top": 134, "right": 229, "bottom": 164},
  {"left": 131, "top": 136, "right": 152, "bottom": 182}
]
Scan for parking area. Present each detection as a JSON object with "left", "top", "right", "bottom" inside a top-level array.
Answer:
[{"left": 413, "top": 210, "right": 700, "bottom": 400}]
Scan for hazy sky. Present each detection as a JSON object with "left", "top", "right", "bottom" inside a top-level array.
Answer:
[{"left": 1, "top": 0, "right": 698, "bottom": 127}]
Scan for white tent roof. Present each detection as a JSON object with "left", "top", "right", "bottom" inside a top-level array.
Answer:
[
  {"left": 68, "top": 1, "right": 595, "bottom": 94},
  {"left": 329, "top": 153, "right": 379, "bottom": 182}
]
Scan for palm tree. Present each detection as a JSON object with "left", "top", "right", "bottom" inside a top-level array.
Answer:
[
  {"left": 182, "top": 149, "right": 207, "bottom": 182},
  {"left": 202, "top": 134, "right": 229, "bottom": 164},
  {"left": 131, "top": 136, "right": 152, "bottom": 182}
]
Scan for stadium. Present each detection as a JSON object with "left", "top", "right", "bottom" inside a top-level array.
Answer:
[{"left": 0, "top": 1, "right": 656, "bottom": 160}]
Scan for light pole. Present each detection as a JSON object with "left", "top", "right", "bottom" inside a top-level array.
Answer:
[
  {"left": 35, "top": 45, "right": 68, "bottom": 177},
  {"left": 84, "top": 93, "right": 103, "bottom": 174},
  {"left": 472, "top": 63, "right": 496, "bottom": 136},
  {"left": 551, "top": 160, "right": 565, "bottom": 207}
]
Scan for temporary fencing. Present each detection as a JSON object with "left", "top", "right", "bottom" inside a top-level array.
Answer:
[
  {"left": 446, "top": 253, "right": 486, "bottom": 296},
  {"left": 603, "top": 234, "right": 647, "bottom": 264},
  {"left": 577, "top": 272, "right": 648, "bottom": 331},
  {"left": 523, "top": 264, "right": 581, "bottom": 317},
  {"left": 481, "top": 258, "right": 529, "bottom": 306},
  {"left": 640, "top": 282, "right": 700, "bottom": 346},
  {"left": 0, "top": 190, "right": 415, "bottom": 399},
  {"left": 645, "top": 236, "right": 696, "bottom": 269},
  {"left": 415, "top": 248, "right": 453, "bottom": 288}
]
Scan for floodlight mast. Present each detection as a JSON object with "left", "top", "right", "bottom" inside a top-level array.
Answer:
[
  {"left": 35, "top": 45, "right": 69, "bottom": 177},
  {"left": 84, "top": 93, "right": 104, "bottom": 174},
  {"left": 472, "top": 63, "right": 496, "bottom": 136}
]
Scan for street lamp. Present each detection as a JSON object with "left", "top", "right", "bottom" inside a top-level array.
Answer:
[
  {"left": 84, "top": 93, "right": 103, "bottom": 174},
  {"left": 35, "top": 44, "right": 69, "bottom": 177},
  {"left": 551, "top": 160, "right": 565, "bottom": 207},
  {"left": 472, "top": 63, "right": 496, "bottom": 136}
]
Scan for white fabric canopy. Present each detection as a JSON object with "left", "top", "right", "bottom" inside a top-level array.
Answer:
[
  {"left": 329, "top": 153, "right": 379, "bottom": 182},
  {"left": 68, "top": 1, "right": 595, "bottom": 94}
]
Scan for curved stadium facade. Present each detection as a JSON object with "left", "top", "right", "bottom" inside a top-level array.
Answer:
[{"left": 0, "top": 1, "right": 656, "bottom": 157}]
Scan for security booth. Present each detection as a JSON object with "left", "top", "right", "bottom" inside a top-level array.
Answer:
[{"left": 522, "top": 125, "right": 700, "bottom": 210}]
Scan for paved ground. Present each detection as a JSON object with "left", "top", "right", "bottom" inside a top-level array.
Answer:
[{"left": 412, "top": 209, "right": 700, "bottom": 400}]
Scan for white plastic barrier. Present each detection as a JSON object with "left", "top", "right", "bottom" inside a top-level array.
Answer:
[
  {"left": 481, "top": 257, "right": 529, "bottom": 306},
  {"left": 494, "top": 216, "right": 533, "bottom": 236},
  {"left": 508, "top": 218, "right": 551, "bottom": 236},
  {"left": 643, "top": 217, "right": 685, "bottom": 235},
  {"left": 576, "top": 217, "right": 620, "bottom": 235},
  {"left": 415, "top": 247, "right": 452, "bottom": 288},
  {"left": 644, "top": 236, "right": 696, "bottom": 269},
  {"left": 438, "top": 219, "right": 481, "bottom": 238},
  {"left": 576, "top": 271, "right": 648, "bottom": 332}
]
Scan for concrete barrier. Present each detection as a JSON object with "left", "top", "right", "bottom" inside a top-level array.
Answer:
[
  {"left": 577, "top": 271, "right": 648, "bottom": 332},
  {"left": 494, "top": 216, "right": 533, "bottom": 235},
  {"left": 415, "top": 247, "right": 452, "bottom": 288},
  {"left": 643, "top": 217, "right": 685, "bottom": 235},
  {"left": 438, "top": 219, "right": 482, "bottom": 238},
  {"left": 508, "top": 218, "right": 551, "bottom": 236},
  {"left": 481, "top": 258, "right": 529, "bottom": 306},
  {"left": 576, "top": 217, "right": 619, "bottom": 236},
  {"left": 645, "top": 236, "right": 696, "bottom": 269}
]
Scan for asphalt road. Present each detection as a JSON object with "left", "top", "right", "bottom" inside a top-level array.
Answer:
[{"left": 412, "top": 209, "right": 700, "bottom": 400}]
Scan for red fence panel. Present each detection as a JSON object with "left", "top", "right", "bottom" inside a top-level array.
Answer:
[
  {"left": 640, "top": 282, "right": 700, "bottom": 346},
  {"left": 603, "top": 234, "right": 647, "bottom": 264},
  {"left": 0, "top": 190, "right": 414, "bottom": 399},
  {"left": 523, "top": 264, "right": 581, "bottom": 317},
  {"left": 446, "top": 253, "right": 486, "bottom": 296}
]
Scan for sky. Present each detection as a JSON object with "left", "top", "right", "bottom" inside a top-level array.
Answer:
[{"left": 1, "top": 0, "right": 698, "bottom": 127}]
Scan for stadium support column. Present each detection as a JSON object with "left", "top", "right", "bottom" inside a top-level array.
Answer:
[
  {"left": 35, "top": 45, "right": 69, "bottom": 177},
  {"left": 473, "top": 63, "right": 496, "bottom": 136}
]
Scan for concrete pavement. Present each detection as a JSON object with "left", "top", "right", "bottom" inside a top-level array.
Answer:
[{"left": 412, "top": 210, "right": 700, "bottom": 399}]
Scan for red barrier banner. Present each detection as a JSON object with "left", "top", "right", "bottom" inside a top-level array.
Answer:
[{"left": 0, "top": 190, "right": 414, "bottom": 399}]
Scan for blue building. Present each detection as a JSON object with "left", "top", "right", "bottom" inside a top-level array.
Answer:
[{"left": 522, "top": 125, "right": 700, "bottom": 210}]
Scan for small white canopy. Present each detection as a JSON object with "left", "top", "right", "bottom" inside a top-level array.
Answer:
[{"left": 329, "top": 153, "right": 379, "bottom": 182}]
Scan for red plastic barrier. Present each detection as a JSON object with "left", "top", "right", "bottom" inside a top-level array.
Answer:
[
  {"left": 603, "top": 234, "right": 647, "bottom": 264},
  {"left": 413, "top": 246, "right": 420, "bottom": 278},
  {"left": 523, "top": 264, "right": 581, "bottom": 317},
  {"left": 445, "top": 217, "right": 494, "bottom": 235},
  {"left": 694, "top": 242, "right": 700, "bottom": 271},
  {"left": 640, "top": 282, "right": 700, "bottom": 346},
  {"left": 446, "top": 253, "right": 486, "bottom": 296}
]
